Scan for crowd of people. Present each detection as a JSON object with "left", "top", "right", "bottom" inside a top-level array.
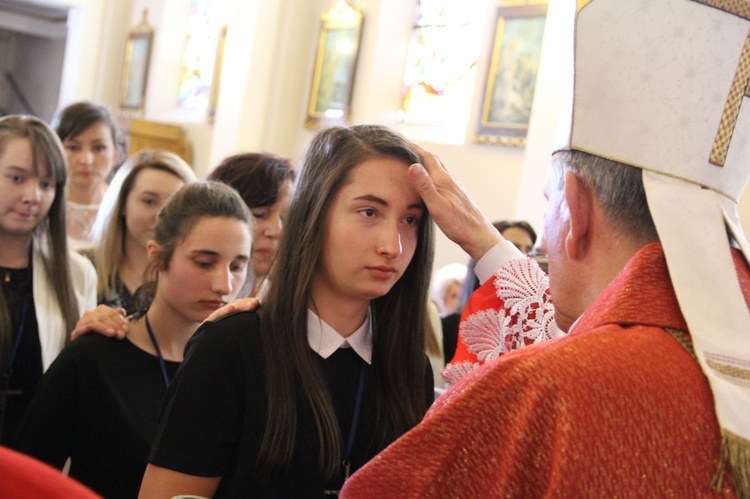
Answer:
[{"left": 1, "top": 0, "right": 749, "bottom": 497}]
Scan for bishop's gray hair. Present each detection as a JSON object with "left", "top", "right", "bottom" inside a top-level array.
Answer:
[{"left": 551, "top": 150, "right": 659, "bottom": 244}]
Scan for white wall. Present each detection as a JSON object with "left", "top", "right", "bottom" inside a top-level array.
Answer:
[{"left": 54, "top": 0, "right": 750, "bottom": 271}]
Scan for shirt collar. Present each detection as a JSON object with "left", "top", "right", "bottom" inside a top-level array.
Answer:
[{"left": 307, "top": 309, "right": 372, "bottom": 364}]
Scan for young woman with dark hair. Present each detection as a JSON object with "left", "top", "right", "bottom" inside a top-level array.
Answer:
[
  {"left": 207, "top": 152, "right": 295, "bottom": 297},
  {"left": 17, "top": 181, "right": 251, "bottom": 498},
  {"left": 139, "top": 124, "right": 435, "bottom": 497},
  {"left": 52, "top": 101, "right": 124, "bottom": 249},
  {"left": 0, "top": 115, "right": 96, "bottom": 447}
]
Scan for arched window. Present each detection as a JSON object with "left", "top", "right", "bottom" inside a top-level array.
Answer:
[
  {"left": 178, "top": 0, "right": 227, "bottom": 110},
  {"left": 399, "top": 0, "right": 487, "bottom": 126}
]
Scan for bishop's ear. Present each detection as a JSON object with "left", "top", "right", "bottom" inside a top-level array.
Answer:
[{"left": 563, "top": 171, "right": 593, "bottom": 260}]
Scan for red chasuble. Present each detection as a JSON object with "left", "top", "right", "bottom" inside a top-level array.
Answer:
[{"left": 342, "top": 244, "right": 744, "bottom": 497}]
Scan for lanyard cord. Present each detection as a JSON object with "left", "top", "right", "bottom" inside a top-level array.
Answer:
[
  {"left": 343, "top": 364, "right": 366, "bottom": 461},
  {"left": 144, "top": 313, "right": 171, "bottom": 389}
]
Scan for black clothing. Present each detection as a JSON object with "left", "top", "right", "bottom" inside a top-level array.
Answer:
[
  {"left": 16, "top": 334, "right": 179, "bottom": 499},
  {"left": 150, "top": 311, "right": 433, "bottom": 498},
  {"left": 80, "top": 250, "right": 142, "bottom": 316},
  {"left": 0, "top": 265, "right": 41, "bottom": 448},
  {"left": 441, "top": 312, "right": 461, "bottom": 364},
  {"left": 99, "top": 274, "right": 140, "bottom": 316}
]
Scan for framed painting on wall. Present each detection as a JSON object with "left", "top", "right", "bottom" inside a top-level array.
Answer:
[
  {"left": 120, "top": 10, "right": 154, "bottom": 112},
  {"left": 475, "top": 3, "right": 547, "bottom": 147},
  {"left": 305, "top": 0, "right": 364, "bottom": 128}
]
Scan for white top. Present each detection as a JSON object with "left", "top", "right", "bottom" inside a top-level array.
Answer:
[
  {"left": 474, "top": 240, "right": 524, "bottom": 285},
  {"left": 33, "top": 238, "right": 98, "bottom": 370},
  {"left": 66, "top": 200, "right": 100, "bottom": 251},
  {"left": 306, "top": 309, "right": 372, "bottom": 364}
]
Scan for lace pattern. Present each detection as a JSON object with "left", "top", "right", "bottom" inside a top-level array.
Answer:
[
  {"left": 442, "top": 258, "right": 564, "bottom": 386},
  {"left": 66, "top": 201, "right": 100, "bottom": 249}
]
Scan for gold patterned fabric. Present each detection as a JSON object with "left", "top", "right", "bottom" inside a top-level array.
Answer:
[{"left": 342, "top": 244, "right": 747, "bottom": 497}]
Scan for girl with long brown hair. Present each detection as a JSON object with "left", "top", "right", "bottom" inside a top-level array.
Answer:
[
  {"left": 140, "top": 125, "right": 435, "bottom": 497},
  {"left": 0, "top": 115, "right": 96, "bottom": 447}
]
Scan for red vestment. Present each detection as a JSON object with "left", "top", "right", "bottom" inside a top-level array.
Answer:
[
  {"left": 0, "top": 446, "right": 100, "bottom": 498},
  {"left": 342, "top": 244, "right": 744, "bottom": 497}
]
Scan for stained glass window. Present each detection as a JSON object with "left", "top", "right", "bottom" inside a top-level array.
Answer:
[
  {"left": 178, "top": 0, "right": 225, "bottom": 110},
  {"left": 399, "top": 0, "right": 487, "bottom": 126}
]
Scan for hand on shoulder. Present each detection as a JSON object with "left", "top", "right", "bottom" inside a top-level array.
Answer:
[
  {"left": 70, "top": 305, "right": 128, "bottom": 340},
  {"left": 203, "top": 297, "right": 260, "bottom": 324}
]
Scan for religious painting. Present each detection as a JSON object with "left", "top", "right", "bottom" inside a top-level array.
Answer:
[
  {"left": 120, "top": 10, "right": 154, "bottom": 112},
  {"left": 306, "top": 0, "right": 364, "bottom": 128},
  {"left": 475, "top": 4, "right": 547, "bottom": 147}
]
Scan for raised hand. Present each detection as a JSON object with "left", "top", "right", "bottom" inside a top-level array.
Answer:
[{"left": 409, "top": 144, "right": 502, "bottom": 261}]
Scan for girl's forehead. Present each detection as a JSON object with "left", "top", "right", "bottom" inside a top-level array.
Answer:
[{"left": 2, "top": 136, "right": 54, "bottom": 178}]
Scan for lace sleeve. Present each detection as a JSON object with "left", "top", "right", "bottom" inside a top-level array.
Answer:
[{"left": 442, "top": 257, "right": 564, "bottom": 386}]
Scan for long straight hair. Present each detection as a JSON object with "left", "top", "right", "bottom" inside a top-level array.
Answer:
[
  {"left": 0, "top": 115, "right": 79, "bottom": 368},
  {"left": 259, "top": 125, "right": 434, "bottom": 479},
  {"left": 90, "top": 150, "right": 196, "bottom": 301}
]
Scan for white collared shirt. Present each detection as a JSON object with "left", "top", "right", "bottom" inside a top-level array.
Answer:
[{"left": 307, "top": 309, "right": 372, "bottom": 364}]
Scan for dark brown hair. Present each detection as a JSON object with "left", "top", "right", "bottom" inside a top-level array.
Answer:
[
  {"left": 52, "top": 101, "right": 125, "bottom": 169},
  {"left": 207, "top": 153, "right": 294, "bottom": 209}
]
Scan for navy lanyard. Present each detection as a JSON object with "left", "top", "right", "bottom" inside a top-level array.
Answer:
[
  {"left": 342, "top": 364, "right": 366, "bottom": 464},
  {"left": 144, "top": 313, "right": 171, "bottom": 389}
]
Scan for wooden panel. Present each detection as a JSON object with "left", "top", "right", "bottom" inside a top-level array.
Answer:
[{"left": 121, "top": 117, "right": 192, "bottom": 165}]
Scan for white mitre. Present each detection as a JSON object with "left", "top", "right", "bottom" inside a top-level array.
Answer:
[{"left": 554, "top": 0, "right": 750, "bottom": 493}]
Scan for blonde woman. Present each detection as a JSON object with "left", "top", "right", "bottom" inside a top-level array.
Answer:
[{"left": 88, "top": 150, "right": 196, "bottom": 314}]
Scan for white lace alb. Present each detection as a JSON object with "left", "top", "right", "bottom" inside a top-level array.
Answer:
[{"left": 442, "top": 257, "right": 565, "bottom": 386}]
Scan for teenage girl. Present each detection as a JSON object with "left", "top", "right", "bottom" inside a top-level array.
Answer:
[
  {"left": 140, "top": 124, "right": 435, "bottom": 497},
  {"left": 16, "top": 182, "right": 251, "bottom": 499},
  {"left": 0, "top": 115, "right": 96, "bottom": 448}
]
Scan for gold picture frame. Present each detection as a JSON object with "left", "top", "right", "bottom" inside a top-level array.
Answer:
[
  {"left": 120, "top": 10, "right": 154, "bottom": 112},
  {"left": 305, "top": 0, "right": 364, "bottom": 128},
  {"left": 208, "top": 24, "right": 228, "bottom": 123},
  {"left": 474, "top": 4, "right": 547, "bottom": 147}
]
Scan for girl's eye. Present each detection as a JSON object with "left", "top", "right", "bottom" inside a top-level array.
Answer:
[
  {"left": 252, "top": 211, "right": 268, "bottom": 220},
  {"left": 404, "top": 215, "right": 419, "bottom": 226},
  {"left": 64, "top": 144, "right": 79, "bottom": 152},
  {"left": 140, "top": 197, "right": 157, "bottom": 206},
  {"left": 10, "top": 175, "right": 24, "bottom": 184},
  {"left": 94, "top": 145, "right": 108, "bottom": 153},
  {"left": 361, "top": 208, "right": 376, "bottom": 218},
  {"left": 230, "top": 262, "right": 247, "bottom": 273},
  {"left": 195, "top": 260, "right": 213, "bottom": 269},
  {"left": 40, "top": 180, "right": 55, "bottom": 190}
]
